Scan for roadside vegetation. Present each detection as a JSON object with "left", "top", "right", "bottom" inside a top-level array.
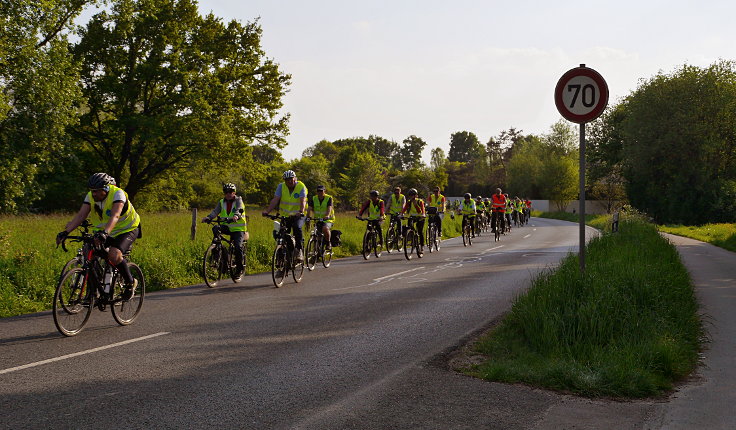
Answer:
[
  {"left": 0, "top": 210, "right": 463, "bottom": 318},
  {"left": 658, "top": 224, "right": 736, "bottom": 253},
  {"left": 463, "top": 212, "right": 702, "bottom": 398}
]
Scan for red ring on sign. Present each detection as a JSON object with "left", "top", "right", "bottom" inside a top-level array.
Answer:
[{"left": 554, "top": 67, "right": 609, "bottom": 123}]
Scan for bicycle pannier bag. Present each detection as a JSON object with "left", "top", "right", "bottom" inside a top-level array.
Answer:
[{"left": 331, "top": 230, "right": 342, "bottom": 247}]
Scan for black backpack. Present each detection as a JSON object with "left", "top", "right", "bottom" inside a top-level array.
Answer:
[{"left": 330, "top": 230, "right": 342, "bottom": 247}]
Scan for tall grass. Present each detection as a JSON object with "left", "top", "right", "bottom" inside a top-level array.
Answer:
[
  {"left": 658, "top": 223, "right": 736, "bottom": 253},
  {"left": 0, "top": 210, "right": 463, "bottom": 317},
  {"left": 466, "top": 213, "right": 702, "bottom": 398}
]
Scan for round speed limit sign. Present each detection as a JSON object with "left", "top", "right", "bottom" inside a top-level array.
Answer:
[{"left": 554, "top": 65, "right": 609, "bottom": 123}]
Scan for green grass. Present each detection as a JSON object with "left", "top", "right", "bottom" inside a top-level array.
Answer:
[
  {"left": 464, "top": 212, "right": 702, "bottom": 398},
  {"left": 0, "top": 210, "right": 464, "bottom": 318},
  {"left": 658, "top": 223, "right": 736, "bottom": 253}
]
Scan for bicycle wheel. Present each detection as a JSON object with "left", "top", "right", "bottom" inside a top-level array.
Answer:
[
  {"left": 306, "top": 235, "right": 318, "bottom": 271},
  {"left": 495, "top": 219, "right": 501, "bottom": 242},
  {"left": 202, "top": 244, "right": 225, "bottom": 288},
  {"left": 112, "top": 262, "right": 145, "bottom": 326},
  {"left": 404, "top": 230, "right": 415, "bottom": 260},
  {"left": 322, "top": 237, "right": 333, "bottom": 268},
  {"left": 58, "top": 256, "right": 82, "bottom": 284},
  {"left": 271, "top": 245, "right": 287, "bottom": 287},
  {"left": 53, "top": 268, "right": 93, "bottom": 336},
  {"left": 292, "top": 248, "right": 305, "bottom": 283},
  {"left": 462, "top": 223, "right": 469, "bottom": 247},
  {"left": 385, "top": 225, "right": 396, "bottom": 254},
  {"left": 427, "top": 224, "right": 436, "bottom": 253},
  {"left": 362, "top": 230, "right": 372, "bottom": 260},
  {"left": 373, "top": 231, "right": 382, "bottom": 258}
]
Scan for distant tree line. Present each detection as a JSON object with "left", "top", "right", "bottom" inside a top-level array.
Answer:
[{"left": 2, "top": 1, "right": 734, "bottom": 224}]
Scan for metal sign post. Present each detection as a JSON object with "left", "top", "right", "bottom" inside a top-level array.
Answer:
[{"left": 554, "top": 64, "right": 609, "bottom": 273}]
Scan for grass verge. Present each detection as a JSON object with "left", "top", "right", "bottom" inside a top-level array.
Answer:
[
  {"left": 658, "top": 223, "right": 736, "bottom": 253},
  {"left": 462, "top": 212, "right": 702, "bottom": 398}
]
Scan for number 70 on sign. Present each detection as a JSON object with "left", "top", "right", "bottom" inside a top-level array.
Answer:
[{"left": 554, "top": 65, "right": 609, "bottom": 124}]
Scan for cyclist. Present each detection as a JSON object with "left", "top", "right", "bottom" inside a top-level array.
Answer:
[
  {"left": 386, "top": 186, "right": 406, "bottom": 218},
  {"left": 525, "top": 198, "right": 532, "bottom": 223},
  {"left": 459, "top": 193, "right": 476, "bottom": 237},
  {"left": 55, "top": 173, "right": 141, "bottom": 300},
  {"left": 427, "top": 186, "right": 446, "bottom": 237},
  {"left": 358, "top": 190, "right": 386, "bottom": 247},
  {"left": 307, "top": 185, "right": 335, "bottom": 250},
  {"left": 475, "top": 195, "right": 485, "bottom": 235},
  {"left": 504, "top": 193, "right": 513, "bottom": 232},
  {"left": 400, "top": 188, "right": 426, "bottom": 254},
  {"left": 202, "top": 183, "right": 248, "bottom": 280},
  {"left": 490, "top": 188, "right": 506, "bottom": 234},
  {"left": 263, "top": 170, "right": 308, "bottom": 262}
]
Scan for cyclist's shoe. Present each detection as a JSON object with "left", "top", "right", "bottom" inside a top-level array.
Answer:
[
  {"left": 121, "top": 279, "right": 137, "bottom": 301},
  {"left": 418, "top": 246, "right": 424, "bottom": 257},
  {"left": 295, "top": 249, "right": 304, "bottom": 263}
]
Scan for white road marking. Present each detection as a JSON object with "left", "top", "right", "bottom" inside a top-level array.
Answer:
[
  {"left": 333, "top": 267, "right": 426, "bottom": 290},
  {"left": 524, "top": 234, "right": 532, "bottom": 238},
  {"left": 0, "top": 332, "right": 170, "bottom": 375}
]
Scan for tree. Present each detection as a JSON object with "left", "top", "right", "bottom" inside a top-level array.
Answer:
[
  {"left": 430, "top": 147, "right": 446, "bottom": 171},
  {"left": 0, "top": 0, "right": 89, "bottom": 212},
  {"left": 400, "top": 135, "right": 427, "bottom": 169},
  {"left": 448, "top": 131, "right": 484, "bottom": 163},
  {"left": 599, "top": 61, "right": 736, "bottom": 223},
  {"left": 337, "top": 152, "right": 388, "bottom": 209},
  {"left": 71, "top": 0, "right": 291, "bottom": 199}
]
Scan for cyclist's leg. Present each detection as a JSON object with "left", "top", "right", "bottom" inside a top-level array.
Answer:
[
  {"left": 375, "top": 220, "right": 384, "bottom": 246},
  {"left": 417, "top": 219, "right": 425, "bottom": 247},
  {"left": 107, "top": 230, "right": 138, "bottom": 285},
  {"left": 322, "top": 222, "right": 332, "bottom": 248},
  {"left": 230, "top": 231, "right": 245, "bottom": 271}
]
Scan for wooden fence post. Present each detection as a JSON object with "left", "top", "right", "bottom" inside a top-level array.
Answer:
[{"left": 191, "top": 208, "right": 197, "bottom": 240}]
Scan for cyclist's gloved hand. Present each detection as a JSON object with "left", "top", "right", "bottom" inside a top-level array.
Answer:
[
  {"left": 94, "top": 231, "right": 108, "bottom": 243},
  {"left": 56, "top": 231, "right": 68, "bottom": 245}
]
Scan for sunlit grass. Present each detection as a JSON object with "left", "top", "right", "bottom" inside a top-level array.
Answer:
[
  {"left": 0, "top": 209, "right": 464, "bottom": 317},
  {"left": 658, "top": 223, "right": 736, "bottom": 253},
  {"left": 463, "top": 212, "right": 702, "bottom": 398}
]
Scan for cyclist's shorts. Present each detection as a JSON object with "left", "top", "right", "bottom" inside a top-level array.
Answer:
[
  {"left": 107, "top": 226, "right": 139, "bottom": 255},
  {"left": 322, "top": 222, "right": 334, "bottom": 229}
]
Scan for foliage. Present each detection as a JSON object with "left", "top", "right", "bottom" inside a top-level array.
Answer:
[
  {"left": 0, "top": 0, "right": 88, "bottom": 213},
  {"left": 70, "top": 0, "right": 291, "bottom": 200},
  {"left": 448, "top": 131, "right": 484, "bottom": 163},
  {"left": 467, "top": 213, "right": 701, "bottom": 398},
  {"left": 594, "top": 61, "right": 736, "bottom": 224}
]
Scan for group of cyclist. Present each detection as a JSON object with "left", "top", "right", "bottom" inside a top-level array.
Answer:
[{"left": 57, "top": 170, "right": 533, "bottom": 291}]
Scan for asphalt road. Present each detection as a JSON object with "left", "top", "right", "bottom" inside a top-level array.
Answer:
[{"left": 1, "top": 218, "right": 598, "bottom": 429}]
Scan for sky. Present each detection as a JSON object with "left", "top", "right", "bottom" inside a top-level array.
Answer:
[{"left": 189, "top": 1, "right": 734, "bottom": 162}]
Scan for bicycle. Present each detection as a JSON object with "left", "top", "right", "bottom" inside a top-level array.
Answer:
[
  {"left": 202, "top": 216, "right": 248, "bottom": 288},
  {"left": 403, "top": 214, "right": 426, "bottom": 260},
  {"left": 384, "top": 213, "right": 404, "bottom": 254},
  {"left": 58, "top": 219, "right": 93, "bottom": 282},
  {"left": 263, "top": 214, "right": 305, "bottom": 287},
  {"left": 54, "top": 228, "right": 145, "bottom": 336},
  {"left": 356, "top": 217, "right": 383, "bottom": 260},
  {"left": 305, "top": 217, "right": 333, "bottom": 270},
  {"left": 492, "top": 212, "right": 504, "bottom": 242},
  {"left": 426, "top": 208, "right": 442, "bottom": 253},
  {"left": 461, "top": 214, "right": 474, "bottom": 247}
]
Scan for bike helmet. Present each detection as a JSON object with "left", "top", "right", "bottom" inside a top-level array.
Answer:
[
  {"left": 369, "top": 190, "right": 379, "bottom": 197},
  {"left": 282, "top": 170, "right": 296, "bottom": 179},
  {"left": 223, "top": 183, "right": 236, "bottom": 193},
  {"left": 476, "top": 195, "right": 482, "bottom": 200},
  {"left": 88, "top": 173, "right": 115, "bottom": 190},
  {"left": 406, "top": 188, "right": 417, "bottom": 196},
  {"left": 464, "top": 193, "right": 471, "bottom": 199},
  {"left": 316, "top": 185, "right": 326, "bottom": 191}
]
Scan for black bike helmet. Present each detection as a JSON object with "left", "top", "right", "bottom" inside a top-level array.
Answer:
[
  {"left": 369, "top": 190, "right": 379, "bottom": 197},
  {"left": 223, "top": 182, "right": 236, "bottom": 193},
  {"left": 406, "top": 188, "right": 417, "bottom": 196},
  {"left": 88, "top": 173, "right": 115, "bottom": 190}
]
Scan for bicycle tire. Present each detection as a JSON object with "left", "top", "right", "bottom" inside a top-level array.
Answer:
[
  {"left": 271, "top": 245, "right": 287, "bottom": 287},
  {"left": 292, "top": 249, "right": 305, "bottom": 283},
  {"left": 462, "top": 223, "right": 468, "bottom": 247},
  {"left": 111, "top": 262, "right": 145, "bottom": 326},
  {"left": 373, "top": 232, "right": 382, "bottom": 258},
  {"left": 362, "top": 230, "right": 372, "bottom": 260},
  {"left": 404, "top": 230, "right": 415, "bottom": 260},
  {"left": 322, "top": 237, "right": 333, "bottom": 268},
  {"left": 306, "top": 235, "right": 318, "bottom": 271},
  {"left": 427, "top": 224, "right": 436, "bottom": 253},
  {"left": 58, "top": 256, "right": 82, "bottom": 284},
  {"left": 202, "top": 244, "right": 224, "bottom": 288},
  {"left": 385, "top": 225, "right": 396, "bottom": 254},
  {"left": 53, "top": 268, "right": 93, "bottom": 336}
]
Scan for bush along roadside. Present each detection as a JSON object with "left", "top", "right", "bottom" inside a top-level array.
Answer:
[{"left": 463, "top": 212, "right": 702, "bottom": 398}]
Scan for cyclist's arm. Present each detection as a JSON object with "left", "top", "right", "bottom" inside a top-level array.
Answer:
[
  {"left": 232, "top": 196, "right": 245, "bottom": 220},
  {"left": 358, "top": 201, "right": 369, "bottom": 217},
  {"left": 61, "top": 203, "right": 91, "bottom": 237},
  {"left": 326, "top": 197, "right": 334, "bottom": 220},
  {"left": 203, "top": 201, "right": 221, "bottom": 222},
  {"left": 379, "top": 201, "right": 385, "bottom": 217},
  {"left": 263, "top": 195, "right": 280, "bottom": 215},
  {"left": 298, "top": 196, "right": 307, "bottom": 215}
]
